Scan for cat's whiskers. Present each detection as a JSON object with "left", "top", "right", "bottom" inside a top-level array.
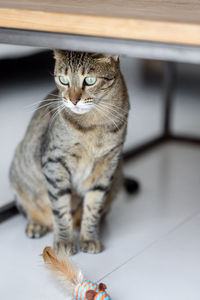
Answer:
[
  {"left": 83, "top": 98, "right": 126, "bottom": 119},
  {"left": 25, "top": 98, "right": 61, "bottom": 109},
  {"left": 101, "top": 102, "right": 128, "bottom": 114},
  {"left": 27, "top": 101, "right": 61, "bottom": 114},
  {"left": 97, "top": 103, "right": 127, "bottom": 124},
  {"left": 52, "top": 104, "right": 66, "bottom": 125},
  {"left": 95, "top": 97, "right": 128, "bottom": 113},
  {"left": 41, "top": 103, "right": 60, "bottom": 120},
  {"left": 93, "top": 104, "right": 119, "bottom": 131},
  {"left": 97, "top": 106, "right": 123, "bottom": 128},
  {"left": 98, "top": 102, "right": 127, "bottom": 119},
  {"left": 49, "top": 93, "right": 63, "bottom": 98},
  {"left": 49, "top": 103, "right": 65, "bottom": 128}
]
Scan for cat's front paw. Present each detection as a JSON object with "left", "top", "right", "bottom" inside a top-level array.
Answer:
[
  {"left": 26, "top": 222, "right": 48, "bottom": 238},
  {"left": 54, "top": 240, "right": 78, "bottom": 256},
  {"left": 80, "top": 239, "right": 104, "bottom": 254}
]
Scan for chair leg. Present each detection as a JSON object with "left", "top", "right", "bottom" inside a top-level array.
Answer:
[
  {"left": 0, "top": 201, "right": 18, "bottom": 223},
  {"left": 163, "top": 61, "right": 176, "bottom": 138}
]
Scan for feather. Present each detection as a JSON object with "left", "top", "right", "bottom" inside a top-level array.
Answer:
[{"left": 42, "top": 246, "right": 83, "bottom": 290}]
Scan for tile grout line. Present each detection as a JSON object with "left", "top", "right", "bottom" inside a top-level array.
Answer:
[{"left": 97, "top": 209, "right": 200, "bottom": 283}]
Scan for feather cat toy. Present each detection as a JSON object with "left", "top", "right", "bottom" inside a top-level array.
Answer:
[{"left": 42, "top": 247, "right": 111, "bottom": 300}]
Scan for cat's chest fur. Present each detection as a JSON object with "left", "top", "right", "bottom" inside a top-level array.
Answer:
[
  {"left": 49, "top": 120, "right": 123, "bottom": 190},
  {"left": 69, "top": 130, "right": 117, "bottom": 191},
  {"left": 66, "top": 127, "right": 116, "bottom": 167}
]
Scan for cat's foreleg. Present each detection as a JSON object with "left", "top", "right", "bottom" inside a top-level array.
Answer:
[
  {"left": 80, "top": 157, "right": 119, "bottom": 254},
  {"left": 80, "top": 189, "right": 108, "bottom": 253},
  {"left": 42, "top": 158, "right": 77, "bottom": 255}
]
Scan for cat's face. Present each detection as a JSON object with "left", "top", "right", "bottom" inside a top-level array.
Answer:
[{"left": 54, "top": 51, "right": 119, "bottom": 115}]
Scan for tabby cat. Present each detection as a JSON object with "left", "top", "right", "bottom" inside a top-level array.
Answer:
[{"left": 9, "top": 51, "right": 130, "bottom": 255}]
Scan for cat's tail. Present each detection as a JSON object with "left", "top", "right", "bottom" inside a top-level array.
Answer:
[{"left": 42, "top": 246, "right": 83, "bottom": 291}]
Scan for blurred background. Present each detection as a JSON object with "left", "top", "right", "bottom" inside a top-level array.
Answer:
[
  {"left": 0, "top": 44, "right": 200, "bottom": 207},
  {"left": 1, "top": 44, "right": 200, "bottom": 300}
]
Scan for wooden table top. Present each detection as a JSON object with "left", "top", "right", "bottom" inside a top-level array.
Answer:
[{"left": 0, "top": 0, "right": 200, "bottom": 46}]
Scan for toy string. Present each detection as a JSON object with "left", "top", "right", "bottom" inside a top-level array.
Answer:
[{"left": 97, "top": 209, "right": 200, "bottom": 283}]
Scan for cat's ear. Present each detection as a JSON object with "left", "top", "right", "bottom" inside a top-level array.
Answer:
[
  {"left": 53, "top": 49, "right": 66, "bottom": 60},
  {"left": 109, "top": 55, "right": 119, "bottom": 62},
  {"left": 91, "top": 53, "right": 119, "bottom": 62},
  {"left": 103, "top": 54, "right": 119, "bottom": 62}
]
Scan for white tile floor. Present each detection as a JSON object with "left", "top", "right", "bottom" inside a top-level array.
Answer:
[
  {"left": 1, "top": 143, "right": 200, "bottom": 299},
  {"left": 0, "top": 46, "right": 200, "bottom": 299}
]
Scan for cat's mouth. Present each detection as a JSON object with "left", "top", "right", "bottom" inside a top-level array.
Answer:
[
  {"left": 69, "top": 106, "right": 92, "bottom": 115},
  {"left": 63, "top": 98, "right": 94, "bottom": 115},
  {"left": 64, "top": 101, "right": 92, "bottom": 115}
]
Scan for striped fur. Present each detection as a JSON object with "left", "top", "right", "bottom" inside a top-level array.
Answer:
[{"left": 9, "top": 51, "right": 129, "bottom": 255}]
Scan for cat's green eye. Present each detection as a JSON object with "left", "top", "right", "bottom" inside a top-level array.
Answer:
[
  {"left": 84, "top": 76, "right": 97, "bottom": 86},
  {"left": 59, "top": 75, "right": 69, "bottom": 85}
]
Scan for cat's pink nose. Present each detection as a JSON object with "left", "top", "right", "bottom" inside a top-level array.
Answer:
[
  {"left": 68, "top": 87, "right": 82, "bottom": 105},
  {"left": 70, "top": 99, "right": 80, "bottom": 105}
]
